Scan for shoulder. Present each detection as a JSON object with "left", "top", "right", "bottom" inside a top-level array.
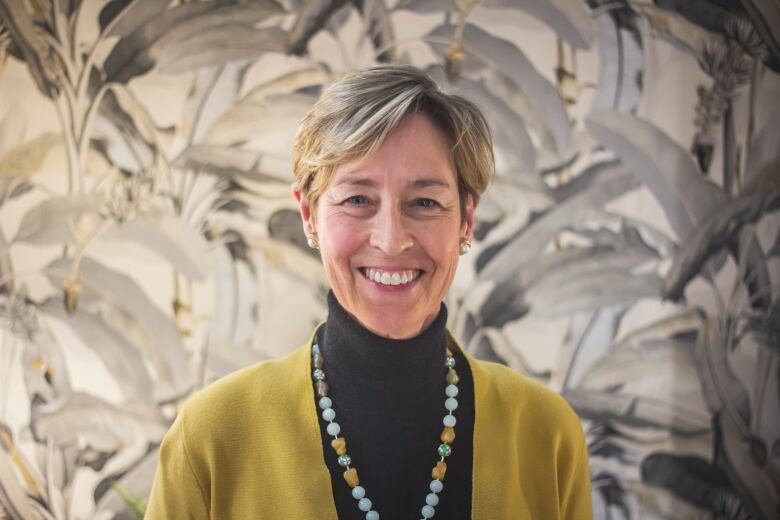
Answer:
[
  {"left": 471, "top": 357, "right": 585, "bottom": 454},
  {"left": 176, "top": 343, "right": 310, "bottom": 444}
]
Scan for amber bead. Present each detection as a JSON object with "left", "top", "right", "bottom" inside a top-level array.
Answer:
[
  {"left": 312, "top": 353, "right": 324, "bottom": 368},
  {"left": 440, "top": 426, "right": 455, "bottom": 444},
  {"left": 316, "top": 380, "right": 329, "bottom": 397},
  {"left": 432, "top": 461, "right": 447, "bottom": 480},
  {"left": 343, "top": 467, "right": 360, "bottom": 487},
  {"left": 331, "top": 437, "right": 347, "bottom": 455},
  {"left": 446, "top": 368, "right": 459, "bottom": 385}
]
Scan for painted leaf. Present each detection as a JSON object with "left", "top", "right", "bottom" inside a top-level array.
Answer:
[
  {"left": 663, "top": 191, "right": 780, "bottom": 301},
  {"left": 288, "top": 0, "right": 352, "bottom": 56},
  {"left": 239, "top": 66, "right": 331, "bottom": 104},
  {"left": 527, "top": 270, "right": 662, "bottom": 319},
  {"left": 354, "top": 0, "right": 398, "bottom": 62},
  {"left": 426, "top": 65, "right": 541, "bottom": 188},
  {"left": 99, "top": 0, "right": 170, "bottom": 40},
  {"left": 465, "top": 326, "right": 550, "bottom": 379},
  {"left": 31, "top": 393, "right": 167, "bottom": 453},
  {"left": 426, "top": 22, "right": 573, "bottom": 159},
  {"left": 41, "top": 300, "right": 157, "bottom": 405},
  {"left": 742, "top": 0, "right": 780, "bottom": 71},
  {"left": 99, "top": 210, "right": 213, "bottom": 281},
  {"left": 586, "top": 110, "right": 727, "bottom": 241},
  {"left": 482, "top": 0, "right": 595, "bottom": 49},
  {"left": 183, "top": 62, "right": 245, "bottom": 146},
  {"left": 0, "top": 132, "right": 61, "bottom": 178},
  {"left": 45, "top": 256, "right": 190, "bottom": 398},
  {"left": 0, "top": 450, "right": 38, "bottom": 519},
  {"left": 204, "top": 92, "right": 315, "bottom": 147},
  {"left": 103, "top": 2, "right": 284, "bottom": 83},
  {"left": 395, "top": 0, "right": 453, "bottom": 14},
  {"left": 94, "top": 449, "right": 159, "bottom": 518},
  {"left": 560, "top": 305, "right": 628, "bottom": 391},
  {"left": 591, "top": 13, "right": 643, "bottom": 113},
  {"left": 632, "top": 3, "right": 719, "bottom": 60},
  {"left": 174, "top": 145, "right": 289, "bottom": 184},
  {"left": 12, "top": 195, "right": 101, "bottom": 245},
  {"left": 0, "top": 2, "right": 60, "bottom": 97},
  {"left": 476, "top": 162, "right": 638, "bottom": 282},
  {"left": 157, "top": 25, "right": 288, "bottom": 75}
]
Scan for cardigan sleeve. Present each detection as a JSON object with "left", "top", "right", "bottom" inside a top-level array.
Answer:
[
  {"left": 560, "top": 430, "right": 593, "bottom": 520},
  {"left": 145, "top": 408, "right": 210, "bottom": 520}
]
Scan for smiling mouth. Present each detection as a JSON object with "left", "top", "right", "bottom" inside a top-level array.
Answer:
[{"left": 359, "top": 267, "right": 422, "bottom": 286}]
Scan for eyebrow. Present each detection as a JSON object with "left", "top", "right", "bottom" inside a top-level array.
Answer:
[{"left": 334, "top": 176, "right": 450, "bottom": 189}]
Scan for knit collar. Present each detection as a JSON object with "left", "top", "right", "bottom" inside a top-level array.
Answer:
[{"left": 317, "top": 291, "right": 448, "bottom": 387}]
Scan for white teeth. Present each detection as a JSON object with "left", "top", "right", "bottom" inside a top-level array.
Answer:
[{"left": 364, "top": 268, "right": 419, "bottom": 286}]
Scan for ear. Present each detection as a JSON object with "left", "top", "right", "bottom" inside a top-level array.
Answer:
[
  {"left": 461, "top": 193, "right": 478, "bottom": 240},
  {"left": 292, "top": 182, "right": 317, "bottom": 235}
]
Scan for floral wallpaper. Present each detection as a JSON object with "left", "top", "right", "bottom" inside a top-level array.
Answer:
[{"left": 0, "top": 0, "right": 778, "bottom": 518}]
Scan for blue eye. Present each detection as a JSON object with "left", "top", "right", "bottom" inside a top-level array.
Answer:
[
  {"left": 415, "top": 198, "right": 438, "bottom": 208},
  {"left": 344, "top": 195, "right": 368, "bottom": 205}
]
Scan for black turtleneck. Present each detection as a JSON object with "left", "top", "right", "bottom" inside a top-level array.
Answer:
[{"left": 314, "top": 292, "right": 474, "bottom": 519}]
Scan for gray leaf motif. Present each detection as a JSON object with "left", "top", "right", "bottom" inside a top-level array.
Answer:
[
  {"left": 12, "top": 194, "right": 101, "bottom": 245},
  {"left": 565, "top": 312, "right": 711, "bottom": 435},
  {"left": 663, "top": 190, "right": 780, "bottom": 301},
  {"left": 103, "top": 2, "right": 285, "bottom": 83},
  {"left": 482, "top": 0, "right": 595, "bottom": 50},
  {"left": 39, "top": 300, "right": 156, "bottom": 406},
  {"left": 586, "top": 110, "right": 727, "bottom": 242},
  {"left": 591, "top": 12, "right": 643, "bottom": 113},
  {"left": 45, "top": 256, "right": 191, "bottom": 401},
  {"left": 98, "top": 0, "right": 170, "bottom": 41},
  {"left": 425, "top": 22, "right": 573, "bottom": 160},
  {"left": 99, "top": 210, "right": 213, "bottom": 281}
]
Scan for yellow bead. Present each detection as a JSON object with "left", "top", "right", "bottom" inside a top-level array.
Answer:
[
  {"left": 440, "top": 426, "right": 455, "bottom": 444},
  {"left": 446, "top": 368, "right": 459, "bottom": 385},
  {"left": 432, "top": 461, "right": 447, "bottom": 480},
  {"left": 316, "top": 380, "right": 329, "bottom": 397},
  {"left": 312, "top": 354, "right": 324, "bottom": 368},
  {"left": 331, "top": 437, "right": 347, "bottom": 455},
  {"left": 343, "top": 467, "right": 360, "bottom": 487}
]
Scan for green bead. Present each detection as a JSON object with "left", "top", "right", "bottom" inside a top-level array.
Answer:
[
  {"left": 437, "top": 443, "right": 452, "bottom": 458},
  {"left": 338, "top": 453, "right": 352, "bottom": 467}
]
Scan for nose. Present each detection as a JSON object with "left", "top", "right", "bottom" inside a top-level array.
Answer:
[{"left": 369, "top": 203, "right": 414, "bottom": 255}]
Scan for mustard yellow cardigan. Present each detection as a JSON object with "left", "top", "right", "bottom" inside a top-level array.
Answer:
[{"left": 145, "top": 338, "right": 592, "bottom": 519}]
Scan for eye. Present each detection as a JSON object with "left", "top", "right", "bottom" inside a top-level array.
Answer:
[
  {"left": 413, "top": 198, "right": 439, "bottom": 209},
  {"left": 344, "top": 195, "right": 368, "bottom": 206}
]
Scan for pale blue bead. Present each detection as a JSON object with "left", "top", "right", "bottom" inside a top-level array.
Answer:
[
  {"left": 445, "top": 397, "right": 458, "bottom": 411},
  {"left": 312, "top": 344, "right": 320, "bottom": 355},
  {"left": 352, "top": 486, "right": 366, "bottom": 500},
  {"left": 322, "top": 408, "right": 336, "bottom": 422},
  {"left": 422, "top": 504, "right": 435, "bottom": 518},
  {"left": 443, "top": 414, "right": 456, "bottom": 427},
  {"left": 445, "top": 384, "right": 458, "bottom": 398},
  {"left": 430, "top": 480, "right": 443, "bottom": 493},
  {"left": 358, "top": 498, "right": 372, "bottom": 512},
  {"left": 426, "top": 493, "right": 439, "bottom": 506},
  {"left": 366, "top": 511, "right": 379, "bottom": 520},
  {"left": 319, "top": 396, "right": 332, "bottom": 410},
  {"left": 326, "top": 422, "right": 341, "bottom": 436},
  {"left": 445, "top": 356, "right": 456, "bottom": 369}
]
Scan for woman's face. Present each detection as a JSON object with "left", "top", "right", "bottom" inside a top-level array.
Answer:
[{"left": 295, "top": 114, "right": 476, "bottom": 339}]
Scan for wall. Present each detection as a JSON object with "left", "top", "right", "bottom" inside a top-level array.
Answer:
[{"left": 0, "top": 0, "right": 779, "bottom": 518}]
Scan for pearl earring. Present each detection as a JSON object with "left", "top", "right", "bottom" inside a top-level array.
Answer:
[
  {"left": 307, "top": 233, "right": 320, "bottom": 249},
  {"left": 459, "top": 239, "right": 471, "bottom": 255}
]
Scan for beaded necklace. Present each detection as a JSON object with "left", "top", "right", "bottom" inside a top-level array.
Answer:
[{"left": 311, "top": 342, "right": 460, "bottom": 520}]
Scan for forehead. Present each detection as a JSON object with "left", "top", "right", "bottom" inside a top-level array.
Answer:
[{"left": 329, "top": 114, "right": 457, "bottom": 190}]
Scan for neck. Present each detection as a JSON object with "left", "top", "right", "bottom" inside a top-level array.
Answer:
[{"left": 317, "top": 291, "right": 448, "bottom": 386}]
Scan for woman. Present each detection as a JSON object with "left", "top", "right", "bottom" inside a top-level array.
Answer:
[{"left": 145, "top": 65, "right": 592, "bottom": 519}]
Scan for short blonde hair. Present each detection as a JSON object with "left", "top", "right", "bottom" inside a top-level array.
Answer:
[{"left": 292, "top": 65, "right": 494, "bottom": 218}]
